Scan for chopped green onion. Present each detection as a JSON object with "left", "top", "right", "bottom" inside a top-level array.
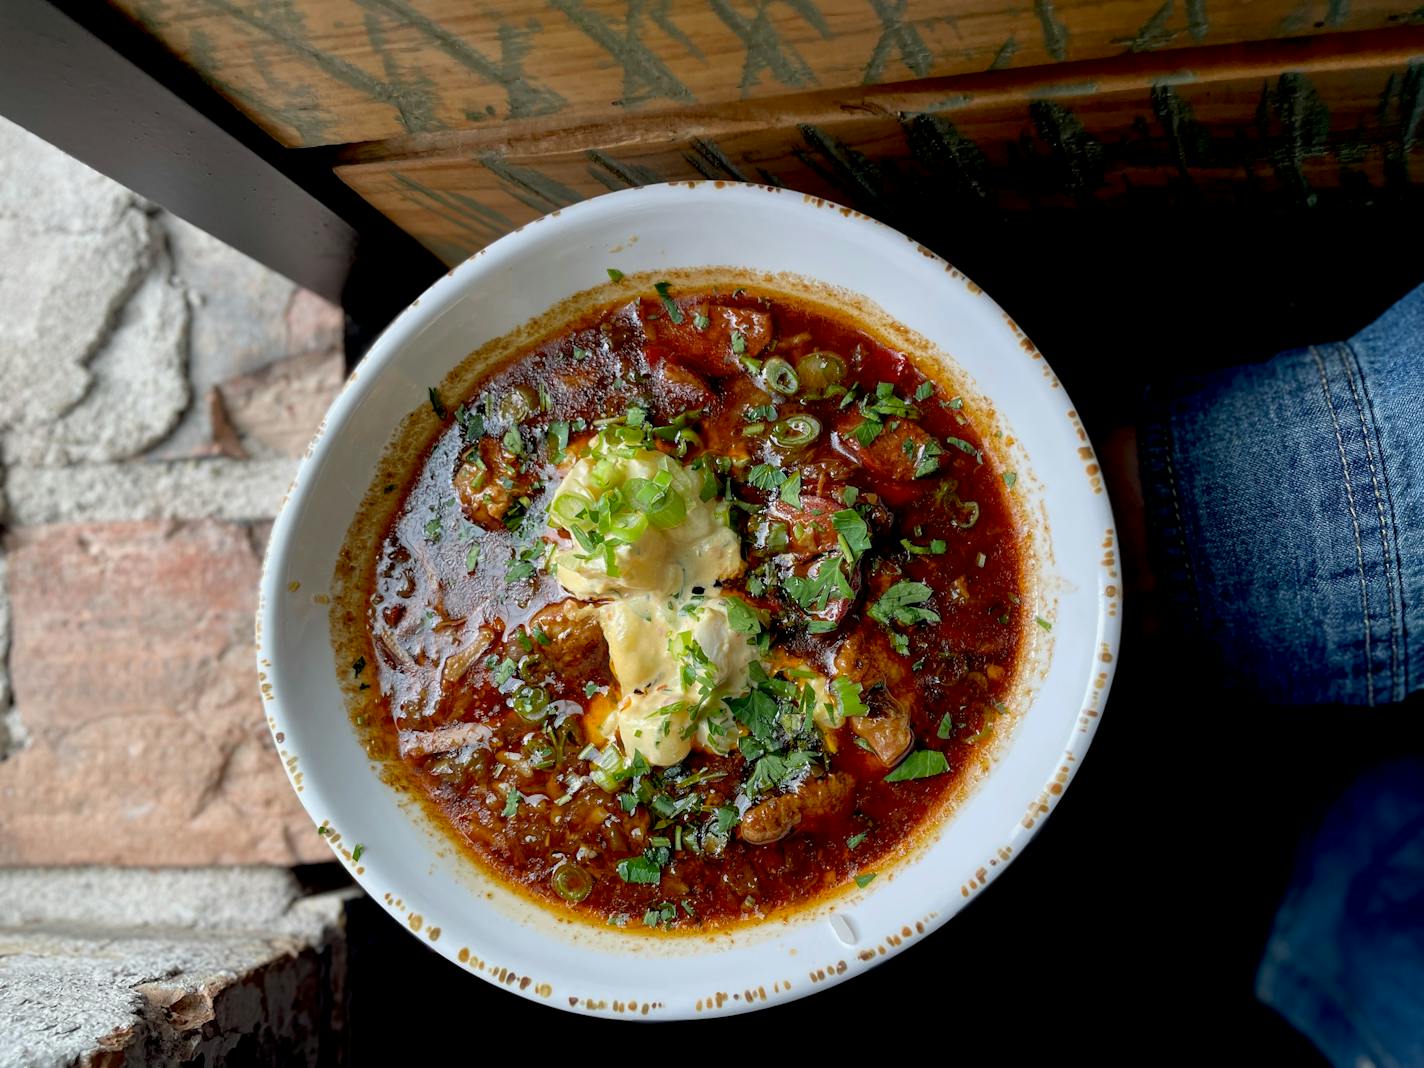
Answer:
[
  {"left": 552, "top": 861, "right": 593, "bottom": 902},
  {"left": 762, "top": 357, "right": 799, "bottom": 395},
  {"left": 770, "top": 413, "right": 821, "bottom": 449}
]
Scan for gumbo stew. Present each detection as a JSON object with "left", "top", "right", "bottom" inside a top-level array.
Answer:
[{"left": 341, "top": 277, "right": 1028, "bottom": 931}]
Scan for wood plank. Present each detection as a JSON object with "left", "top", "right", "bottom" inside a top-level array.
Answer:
[
  {"left": 332, "top": 32, "right": 1424, "bottom": 262},
  {"left": 108, "top": 0, "right": 1422, "bottom": 147}
]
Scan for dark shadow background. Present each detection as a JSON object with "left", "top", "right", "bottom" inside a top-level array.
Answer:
[{"left": 336, "top": 204, "right": 1424, "bottom": 1058}]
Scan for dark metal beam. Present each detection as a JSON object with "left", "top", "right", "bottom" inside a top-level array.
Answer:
[{"left": 0, "top": 0, "right": 442, "bottom": 313}]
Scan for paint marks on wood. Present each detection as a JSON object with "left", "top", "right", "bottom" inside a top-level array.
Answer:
[
  {"left": 549, "top": 0, "right": 696, "bottom": 107},
  {"left": 480, "top": 155, "right": 583, "bottom": 212},
  {"left": 1035, "top": 0, "right": 1071, "bottom": 62},
  {"left": 711, "top": 0, "right": 831, "bottom": 93},
  {"left": 862, "top": 0, "right": 936, "bottom": 84}
]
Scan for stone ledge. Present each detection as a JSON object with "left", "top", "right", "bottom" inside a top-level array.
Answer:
[{"left": 0, "top": 868, "right": 353, "bottom": 1068}]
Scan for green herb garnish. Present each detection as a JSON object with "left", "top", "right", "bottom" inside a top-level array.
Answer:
[{"left": 885, "top": 750, "right": 950, "bottom": 782}]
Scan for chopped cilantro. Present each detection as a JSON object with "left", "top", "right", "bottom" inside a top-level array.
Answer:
[
  {"left": 502, "top": 426, "right": 524, "bottom": 456},
  {"left": 502, "top": 789, "right": 523, "bottom": 818},
  {"left": 914, "top": 381, "right": 935, "bottom": 401},
  {"left": 584, "top": 680, "right": 601, "bottom": 698},
  {"left": 841, "top": 486, "right": 859, "bottom": 506},
  {"left": 1003, "top": 471, "right": 1018, "bottom": 488},
  {"left": 465, "top": 543, "right": 480, "bottom": 573},
  {"left": 694, "top": 310, "right": 709, "bottom": 331},
  {"left": 847, "top": 830, "right": 869, "bottom": 849},
  {"left": 352, "top": 843, "right": 365, "bottom": 862},
  {"left": 428, "top": 387, "right": 446, "bottom": 420},
  {"left": 352, "top": 657, "right": 366, "bottom": 677},
  {"left": 607, "top": 267, "right": 624, "bottom": 282},
  {"left": 885, "top": 750, "right": 951, "bottom": 782},
  {"left": 854, "top": 873, "right": 877, "bottom": 888},
  {"left": 1036, "top": 616, "right": 1053, "bottom": 631},
  {"left": 731, "top": 330, "right": 747, "bottom": 355},
  {"left": 936, "top": 712, "right": 955, "bottom": 739}
]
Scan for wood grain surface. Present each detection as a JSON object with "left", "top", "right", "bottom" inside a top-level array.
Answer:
[
  {"left": 329, "top": 30, "right": 1424, "bottom": 263},
  {"left": 109, "top": 0, "right": 1422, "bottom": 147}
]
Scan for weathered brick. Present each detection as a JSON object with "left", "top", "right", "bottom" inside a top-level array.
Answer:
[{"left": 0, "top": 521, "right": 326, "bottom": 865}]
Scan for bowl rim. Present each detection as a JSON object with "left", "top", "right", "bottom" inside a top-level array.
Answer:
[{"left": 258, "top": 180, "right": 1120, "bottom": 1019}]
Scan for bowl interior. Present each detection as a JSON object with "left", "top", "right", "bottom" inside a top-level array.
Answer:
[{"left": 259, "top": 183, "right": 1119, "bottom": 1019}]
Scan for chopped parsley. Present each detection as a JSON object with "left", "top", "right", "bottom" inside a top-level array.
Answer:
[
  {"left": 617, "top": 853, "right": 664, "bottom": 885},
  {"left": 869, "top": 581, "right": 940, "bottom": 629},
  {"left": 850, "top": 418, "right": 884, "bottom": 447},
  {"left": 831, "top": 509, "right": 871, "bottom": 562},
  {"left": 885, "top": 750, "right": 950, "bottom": 782},
  {"left": 724, "top": 596, "right": 764, "bottom": 637},
  {"left": 747, "top": 464, "right": 787, "bottom": 492},
  {"left": 945, "top": 435, "right": 983, "bottom": 464},
  {"left": 653, "top": 281, "right": 684, "bottom": 324},
  {"left": 780, "top": 471, "right": 802, "bottom": 507},
  {"left": 783, "top": 557, "right": 854, "bottom": 614}
]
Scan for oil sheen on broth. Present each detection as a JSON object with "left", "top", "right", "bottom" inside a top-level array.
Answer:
[{"left": 357, "top": 280, "right": 1025, "bottom": 931}]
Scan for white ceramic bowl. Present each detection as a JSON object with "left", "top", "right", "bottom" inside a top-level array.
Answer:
[{"left": 259, "top": 182, "right": 1119, "bottom": 1020}]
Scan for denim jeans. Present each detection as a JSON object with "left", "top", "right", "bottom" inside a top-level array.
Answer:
[
  {"left": 1139, "top": 283, "right": 1424, "bottom": 1064},
  {"left": 1140, "top": 282, "right": 1424, "bottom": 708}
]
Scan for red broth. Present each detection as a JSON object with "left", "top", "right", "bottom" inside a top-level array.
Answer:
[{"left": 345, "top": 283, "right": 1026, "bottom": 931}]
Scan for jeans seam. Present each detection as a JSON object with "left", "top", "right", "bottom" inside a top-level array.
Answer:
[
  {"left": 1346, "top": 340, "right": 1412, "bottom": 697},
  {"left": 1160, "top": 410, "right": 1201, "bottom": 628},
  {"left": 1310, "top": 345, "right": 1377, "bottom": 707},
  {"left": 1336, "top": 343, "right": 1403, "bottom": 703}
]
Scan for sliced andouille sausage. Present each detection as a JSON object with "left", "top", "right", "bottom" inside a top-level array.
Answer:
[
  {"left": 645, "top": 304, "right": 773, "bottom": 376},
  {"left": 454, "top": 437, "right": 538, "bottom": 530},
  {"left": 832, "top": 414, "right": 940, "bottom": 503},
  {"left": 766, "top": 493, "right": 841, "bottom": 556}
]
